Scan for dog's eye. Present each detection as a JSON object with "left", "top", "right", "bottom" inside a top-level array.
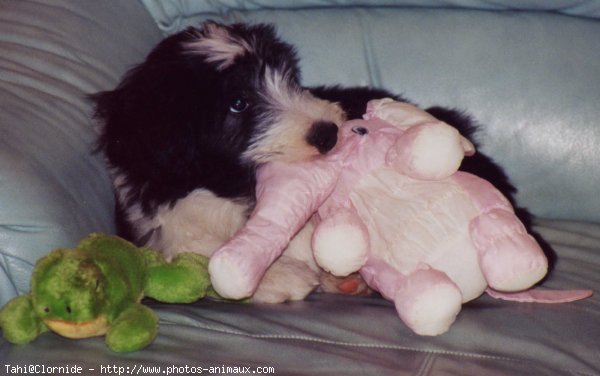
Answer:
[{"left": 230, "top": 97, "right": 249, "bottom": 113}]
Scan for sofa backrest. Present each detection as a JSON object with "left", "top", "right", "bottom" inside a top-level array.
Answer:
[
  {"left": 0, "top": 0, "right": 162, "bottom": 305},
  {"left": 142, "top": 0, "right": 600, "bottom": 223}
]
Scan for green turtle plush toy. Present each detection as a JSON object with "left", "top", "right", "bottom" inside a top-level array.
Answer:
[{"left": 0, "top": 233, "right": 211, "bottom": 352}]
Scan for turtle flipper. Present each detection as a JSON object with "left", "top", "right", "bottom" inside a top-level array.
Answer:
[
  {"left": 105, "top": 303, "right": 158, "bottom": 352},
  {"left": 0, "top": 295, "right": 47, "bottom": 344},
  {"left": 145, "top": 252, "right": 211, "bottom": 303}
]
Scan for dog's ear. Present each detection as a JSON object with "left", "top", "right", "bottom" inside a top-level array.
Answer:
[
  {"left": 91, "top": 31, "right": 218, "bottom": 182},
  {"left": 91, "top": 23, "right": 259, "bottom": 203}
]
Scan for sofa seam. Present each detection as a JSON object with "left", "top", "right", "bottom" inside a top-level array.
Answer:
[{"left": 159, "top": 320, "right": 594, "bottom": 376}]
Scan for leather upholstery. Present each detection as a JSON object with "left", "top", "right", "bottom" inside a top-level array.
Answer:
[{"left": 1, "top": 1, "right": 598, "bottom": 374}]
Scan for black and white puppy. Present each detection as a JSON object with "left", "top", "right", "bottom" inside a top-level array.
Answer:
[{"left": 93, "top": 21, "right": 516, "bottom": 303}]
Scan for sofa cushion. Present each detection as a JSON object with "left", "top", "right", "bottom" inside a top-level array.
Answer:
[{"left": 1, "top": 220, "right": 598, "bottom": 374}]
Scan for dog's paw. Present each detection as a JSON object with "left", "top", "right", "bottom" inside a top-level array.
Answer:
[
  {"left": 318, "top": 272, "right": 372, "bottom": 296},
  {"left": 251, "top": 257, "right": 319, "bottom": 304}
]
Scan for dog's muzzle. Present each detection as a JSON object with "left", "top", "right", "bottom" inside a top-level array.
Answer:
[{"left": 306, "top": 121, "right": 338, "bottom": 154}]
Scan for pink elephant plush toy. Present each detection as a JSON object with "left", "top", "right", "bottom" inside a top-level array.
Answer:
[{"left": 209, "top": 98, "right": 592, "bottom": 335}]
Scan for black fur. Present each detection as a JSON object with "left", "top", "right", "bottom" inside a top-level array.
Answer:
[
  {"left": 92, "top": 22, "right": 345, "bottom": 242},
  {"left": 93, "top": 22, "right": 547, "bottom": 263},
  {"left": 92, "top": 23, "right": 304, "bottom": 235}
]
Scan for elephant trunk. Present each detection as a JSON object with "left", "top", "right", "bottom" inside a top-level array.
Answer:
[{"left": 208, "top": 157, "right": 341, "bottom": 300}]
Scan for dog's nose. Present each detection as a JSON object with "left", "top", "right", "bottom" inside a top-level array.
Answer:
[{"left": 307, "top": 121, "right": 338, "bottom": 154}]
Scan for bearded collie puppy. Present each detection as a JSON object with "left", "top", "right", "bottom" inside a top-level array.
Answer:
[{"left": 93, "top": 21, "right": 516, "bottom": 303}]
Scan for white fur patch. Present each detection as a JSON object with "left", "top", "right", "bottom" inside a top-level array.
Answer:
[
  {"left": 152, "top": 191, "right": 321, "bottom": 302},
  {"left": 149, "top": 189, "right": 249, "bottom": 260},
  {"left": 252, "top": 255, "right": 320, "bottom": 303},
  {"left": 185, "top": 23, "right": 253, "bottom": 71},
  {"left": 113, "top": 173, "right": 321, "bottom": 303},
  {"left": 111, "top": 169, "right": 158, "bottom": 242},
  {"left": 112, "top": 168, "right": 249, "bottom": 260}
]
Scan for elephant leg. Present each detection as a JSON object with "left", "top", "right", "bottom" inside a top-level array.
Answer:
[
  {"left": 470, "top": 208, "right": 548, "bottom": 292},
  {"left": 312, "top": 208, "right": 369, "bottom": 277},
  {"left": 362, "top": 261, "right": 462, "bottom": 336},
  {"left": 105, "top": 303, "right": 158, "bottom": 353}
]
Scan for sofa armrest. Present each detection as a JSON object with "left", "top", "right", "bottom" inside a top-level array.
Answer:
[{"left": 0, "top": 0, "right": 162, "bottom": 305}]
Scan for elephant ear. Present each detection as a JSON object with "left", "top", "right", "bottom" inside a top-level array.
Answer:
[
  {"left": 365, "top": 99, "right": 438, "bottom": 130},
  {"left": 367, "top": 99, "right": 475, "bottom": 157},
  {"left": 385, "top": 122, "right": 468, "bottom": 181}
]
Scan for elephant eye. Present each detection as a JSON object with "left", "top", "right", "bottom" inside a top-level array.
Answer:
[{"left": 352, "top": 126, "right": 368, "bottom": 135}]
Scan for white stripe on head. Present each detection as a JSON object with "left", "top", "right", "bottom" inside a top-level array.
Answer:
[{"left": 185, "top": 23, "right": 253, "bottom": 71}]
